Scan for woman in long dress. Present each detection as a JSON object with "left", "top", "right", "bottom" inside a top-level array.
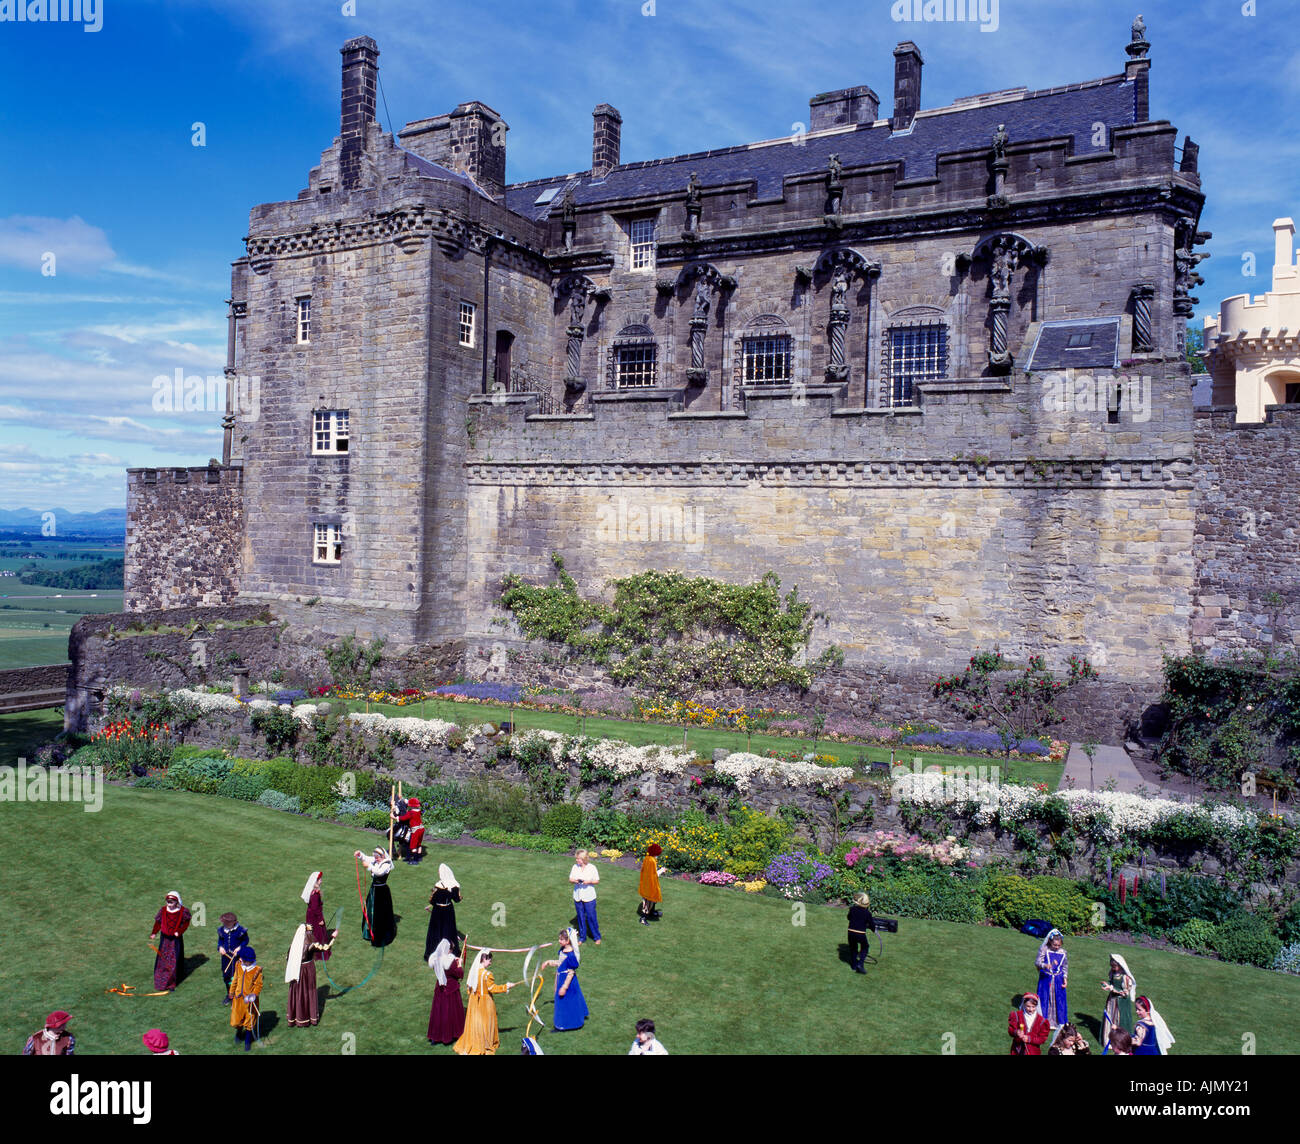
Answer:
[
  {"left": 356, "top": 847, "right": 396, "bottom": 946},
  {"left": 1131, "top": 995, "right": 1175, "bottom": 1056},
  {"left": 286, "top": 871, "right": 337, "bottom": 1028},
  {"left": 453, "top": 950, "right": 515, "bottom": 1056},
  {"left": 541, "top": 928, "right": 588, "bottom": 1032},
  {"left": 150, "top": 891, "right": 192, "bottom": 991},
  {"left": 1100, "top": 954, "right": 1136, "bottom": 1053},
  {"left": 427, "top": 938, "right": 466, "bottom": 1045},
  {"left": 1035, "top": 928, "right": 1069, "bottom": 1031},
  {"left": 424, "top": 864, "right": 462, "bottom": 961}
]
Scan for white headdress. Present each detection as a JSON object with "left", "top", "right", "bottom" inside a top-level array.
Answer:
[
  {"left": 164, "top": 891, "right": 183, "bottom": 911},
  {"left": 1036, "top": 927, "right": 1063, "bottom": 965},
  {"left": 437, "top": 863, "right": 458, "bottom": 891},
  {"left": 428, "top": 938, "right": 455, "bottom": 987},
  {"left": 1109, "top": 953, "right": 1137, "bottom": 1001},
  {"left": 465, "top": 948, "right": 487, "bottom": 994},
  {"left": 285, "top": 924, "right": 307, "bottom": 984},
  {"left": 1141, "top": 998, "right": 1176, "bottom": 1053},
  {"left": 301, "top": 871, "right": 322, "bottom": 904},
  {"left": 565, "top": 927, "right": 581, "bottom": 964}
]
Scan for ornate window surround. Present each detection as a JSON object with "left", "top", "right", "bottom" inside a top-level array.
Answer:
[{"left": 880, "top": 304, "right": 950, "bottom": 408}]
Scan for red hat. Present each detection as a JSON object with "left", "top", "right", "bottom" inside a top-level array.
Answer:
[
  {"left": 647, "top": 843, "right": 663, "bottom": 857},
  {"left": 46, "top": 1011, "right": 71, "bottom": 1030},
  {"left": 142, "top": 1029, "right": 170, "bottom": 1053},
  {"left": 407, "top": 798, "right": 420, "bottom": 808}
]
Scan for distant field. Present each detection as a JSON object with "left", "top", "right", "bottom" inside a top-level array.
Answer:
[{"left": 0, "top": 540, "right": 123, "bottom": 667}]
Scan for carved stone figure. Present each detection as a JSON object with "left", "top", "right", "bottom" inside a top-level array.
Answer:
[
  {"left": 694, "top": 276, "right": 711, "bottom": 320},
  {"left": 686, "top": 172, "right": 702, "bottom": 208},
  {"left": 830, "top": 266, "right": 850, "bottom": 309},
  {"left": 1132, "top": 13, "right": 1145, "bottom": 43},
  {"left": 827, "top": 153, "right": 842, "bottom": 189},
  {"left": 992, "top": 123, "right": 1008, "bottom": 160},
  {"left": 569, "top": 286, "right": 587, "bottom": 326},
  {"left": 990, "top": 239, "right": 1018, "bottom": 301}
]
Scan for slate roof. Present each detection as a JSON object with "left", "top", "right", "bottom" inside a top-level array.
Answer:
[
  {"left": 1025, "top": 318, "right": 1122, "bottom": 371},
  {"left": 401, "top": 148, "right": 495, "bottom": 199},
  {"left": 504, "top": 76, "right": 1137, "bottom": 221}
]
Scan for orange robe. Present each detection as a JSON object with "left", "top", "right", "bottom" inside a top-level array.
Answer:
[
  {"left": 638, "top": 856, "right": 663, "bottom": 903},
  {"left": 229, "top": 962, "right": 263, "bottom": 1032},
  {"left": 453, "top": 970, "right": 509, "bottom": 1056}
]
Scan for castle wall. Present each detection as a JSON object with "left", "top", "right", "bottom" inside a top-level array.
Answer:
[
  {"left": 124, "top": 466, "right": 244, "bottom": 612},
  {"left": 1192, "top": 406, "right": 1300, "bottom": 656}
]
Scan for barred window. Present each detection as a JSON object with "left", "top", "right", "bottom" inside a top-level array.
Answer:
[
  {"left": 742, "top": 335, "right": 792, "bottom": 384},
  {"left": 629, "top": 218, "right": 656, "bottom": 271},
  {"left": 312, "top": 410, "right": 349, "bottom": 454},
  {"left": 615, "top": 343, "right": 657, "bottom": 388},
  {"left": 296, "top": 297, "right": 311, "bottom": 344},
  {"left": 459, "top": 301, "right": 476, "bottom": 347},
  {"left": 313, "top": 523, "right": 342, "bottom": 565},
  {"left": 888, "top": 324, "right": 947, "bottom": 406}
]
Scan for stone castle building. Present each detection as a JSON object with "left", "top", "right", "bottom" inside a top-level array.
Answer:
[{"left": 108, "top": 17, "right": 1297, "bottom": 729}]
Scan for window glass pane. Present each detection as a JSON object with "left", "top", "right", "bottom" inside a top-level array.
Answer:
[
  {"left": 616, "top": 344, "right": 657, "bottom": 388},
  {"left": 889, "top": 325, "right": 947, "bottom": 405},
  {"left": 743, "top": 336, "right": 791, "bottom": 383}
]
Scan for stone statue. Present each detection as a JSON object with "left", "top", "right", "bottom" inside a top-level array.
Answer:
[
  {"left": 992, "top": 123, "right": 1008, "bottom": 160},
  {"left": 568, "top": 285, "right": 587, "bottom": 326},
  {"left": 830, "top": 265, "right": 850, "bottom": 308},
  {"left": 561, "top": 189, "right": 576, "bottom": 226},
  {"left": 990, "top": 239, "right": 1018, "bottom": 301},
  {"left": 1132, "top": 13, "right": 1145, "bottom": 43},
  {"left": 694, "top": 275, "right": 711, "bottom": 320},
  {"left": 686, "top": 172, "right": 702, "bottom": 207},
  {"left": 827, "top": 153, "right": 842, "bottom": 189}
]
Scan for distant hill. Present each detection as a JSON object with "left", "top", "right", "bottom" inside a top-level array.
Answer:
[{"left": 0, "top": 507, "right": 126, "bottom": 539}]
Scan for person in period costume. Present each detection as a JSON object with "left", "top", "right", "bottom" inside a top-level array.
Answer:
[
  {"left": 427, "top": 938, "right": 466, "bottom": 1045},
  {"left": 394, "top": 796, "right": 425, "bottom": 864},
  {"left": 638, "top": 843, "right": 665, "bottom": 926},
  {"left": 628, "top": 1017, "right": 668, "bottom": 1056},
  {"left": 569, "top": 850, "right": 602, "bottom": 945},
  {"left": 355, "top": 847, "right": 397, "bottom": 946},
  {"left": 150, "top": 891, "right": 192, "bottom": 992},
  {"left": 541, "top": 928, "right": 588, "bottom": 1032},
  {"left": 217, "top": 912, "right": 249, "bottom": 1003},
  {"left": 1107, "top": 1028, "right": 1133, "bottom": 1056},
  {"left": 229, "top": 946, "right": 263, "bottom": 1052},
  {"left": 142, "top": 1029, "right": 178, "bottom": 1055},
  {"left": 453, "top": 950, "right": 517, "bottom": 1056},
  {"left": 424, "top": 863, "right": 462, "bottom": 962},
  {"left": 1035, "top": 928, "right": 1069, "bottom": 1030},
  {"left": 1100, "top": 954, "right": 1137, "bottom": 1053},
  {"left": 1008, "top": 993, "right": 1051, "bottom": 1055},
  {"left": 286, "top": 871, "right": 337, "bottom": 1029},
  {"left": 24, "top": 1011, "right": 74, "bottom": 1056},
  {"left": 847, "top": 891, "right": 875, "bottom": 974},
  {"left": 1047, "top": 1023, "right": 1091, "bottom": 1056},
  {"left": 1131, "top": 996, "right": 1174, "bottom": 1056}
]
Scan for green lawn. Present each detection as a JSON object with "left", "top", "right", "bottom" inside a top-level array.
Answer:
[
  {"left": 0, "top": 636, "right": 72, "bottom": 669},
  {"left": 2, "top": 784, "right": 1294, "bottom": 1055},
  {"left": 328, "top": 695, "right": 1064, "bottom": 788},
  {"left": 0, "top": 706, "right": 64, "bottom": 763}
]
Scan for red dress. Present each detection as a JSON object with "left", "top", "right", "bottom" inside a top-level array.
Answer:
[
  {"left": 1009, "top": 1009, "right": 1051, "bottom": 1055},
  {"left": 428, "top": 962, "right": 466, "bottom": 1045},
  {"left": 151, "top": 906, "right": 192, "bottom": 991}
]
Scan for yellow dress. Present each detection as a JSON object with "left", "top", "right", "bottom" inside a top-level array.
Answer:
[
  {"left": 453, "top": 970, "right": 508, "bottom": 1055},
  {"left": 229, "top": 962, "right": 263, "bottom": 1032}
]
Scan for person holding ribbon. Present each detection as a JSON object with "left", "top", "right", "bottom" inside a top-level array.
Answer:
[
  {"left": 228, "top": 947, "right": 263, "bottom": 1052},
  {"left": 427, "top": 938, "right": 466, "bottom": 1046},
  {"left": 541, "top": 928, "right": 588, "bottom": 1032},
  {"left": 453, "top": 949, "right": 518, "bottom": 1056},
  {"left": 217, "top": 912, "right": 249, "bottom": 1004},
  {"left": 425, "top": 863, "right": 462, "bottom": 962},
  {"left": 286, "top": 871, "right": 337, "bottom": 1028},
  {"left": 150, "top": 891, "right": 192, "bottom": 992},
  {"left": 356, "top": 846, "right": 396, "bottom": 947},
  {"left": 1034, "top": 928, "right": 1069, "bottom": 1032}
]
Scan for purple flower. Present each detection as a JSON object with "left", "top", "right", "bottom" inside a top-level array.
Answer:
[{"left": 434, "top": 682, "right": 524, "bottom": 703}]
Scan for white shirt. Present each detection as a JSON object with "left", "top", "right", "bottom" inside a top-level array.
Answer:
[
  {"left": 569, "top": 862, "right": 599, "bottom": 902},
  {"left": 629, "top": 1037, "right": 668, "bottom": 1055}
]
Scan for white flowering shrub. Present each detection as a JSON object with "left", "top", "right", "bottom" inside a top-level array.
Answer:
[
  {"left": 512, "top": 730, "right": 696, "bottom": 778},
  {"left": 715, "top": 752, "right": 854, "bottom": 793}
]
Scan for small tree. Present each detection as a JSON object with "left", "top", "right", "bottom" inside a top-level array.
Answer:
[{"left": 933, "top": 649, "right": 1098, "bottom": 773}]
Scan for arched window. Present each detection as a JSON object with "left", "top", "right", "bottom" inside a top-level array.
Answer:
[
  {"left": 739, "top": 315, "right": 793, "bottom": 385},
  {"left": 883, "top": 306, "right": 948, "bottom": 407},
  {"left": 609, "top": 323, "right": 658, "bottom": 388}
]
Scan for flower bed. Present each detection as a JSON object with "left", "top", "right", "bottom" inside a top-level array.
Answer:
[
  {"left": 845, "top": 829, "right": 971, "bottom": 867},
  {"left": 714, "top": 752, "right": 854, "bottom": 793}
]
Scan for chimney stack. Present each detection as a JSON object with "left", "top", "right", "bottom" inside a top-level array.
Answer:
[
  {"left": 592, "top": 104, "right": 622, "bottom": 178},
  {"left": 340, "top": 36, "right": 379, "bottom": 190},
  {"left": 1273, "top": 218, "right": 1296, "bottom": 289},
  {"left": 447, "top": 102, "right": 508, "bottom": 200},
  {"left": 809, "top": 85, "right": 880, "bottom": 132},
  {"left": 891, "top": 41, "right": 923, "bottom": 132}
]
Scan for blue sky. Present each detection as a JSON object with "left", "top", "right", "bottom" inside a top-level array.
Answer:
[{"left": 1, "top": 0, "right": 1296, "bottom": 511}]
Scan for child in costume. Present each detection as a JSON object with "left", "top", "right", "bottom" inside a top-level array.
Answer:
[
  {"left": 638, "top": 843, "right": 665, "bottom": 925},
  {"left": 424, "top": 863, "right": 462, "bottom": 961},
  {"left": 453, "top": 950, "right": 518, "bottom": 1056},
  {"left": 217, "top": 912, "right": 249, "bottom": 1003},
  {"left": 355, "top": 847, "right": 397, "bottom": 946},
  {"left": 1034, "top": 928, "right": 1068, "bottom": 1031},
  {"left": 1131, "top": 995, "right": 1175, "bottom": 1055},
  {"left": 628, "top": 1018, "right": 669, "bottom": 1055},
  {"left": 286, "top": 871, "right": 337, "bottom": 1028},
  {"left": 229, "top": 947, "right": 263, "bottom": 1052},
  {"left": 541, "top": 928, "right": 588, "bottom": 1031},
  {"left": 846, "top": 891, "right": 874, "bottom": 974},
  {"left": 142, "top": 1029, "right": 178, "bottom": 1055},
  {"left": 1100, "top": 954, "right": 1137, "bottom": 1053},
  {"left": 23, "top": 1011, "right": 74, "bottom": 1056},
  {"left": 150, "top": 891, "right": 192, "bottom": 991},
  {"left": 1008, "top": 992, "right": 1051, "bottom": 1055},
  {"left": 427, "top": 938, "right": 466, "bottom": 1046},
  {"left": 569, "top": 850, "right": 601, "bottom": 944},
  {"left": 394, "top": 796, "right": 425, "bottom": 863}
]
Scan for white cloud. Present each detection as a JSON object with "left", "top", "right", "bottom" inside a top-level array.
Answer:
[{"left": 0, "top": 215, "right": 116, "bottom": 275}]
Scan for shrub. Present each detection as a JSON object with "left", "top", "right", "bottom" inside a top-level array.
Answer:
[
  {"left": 257, "top": 789, "right": 302, "bottom": 813},
  {"left": 1156, "top": 874, "right": 1243, "bottom": 929},
  {"left": 1273, "top": 942, "right": 1300, "bottom": 975},
  {"left": 763, "top": 850, "right": 834, "bottom": 892},
  {"left": 540, "top": 804, "right": 584, "bottom": 844},
  {"left": 1211, "top": 913, "right": 1283, "bottom": 968},
  {"left": 407, "top": 781, "right": 471, "bottom": 820},
  {"left": 722, "top": 807, "right": 792, "bottom": 877},
  {"left": 250, "top": 706, "right": 299, "bottom": 753},
  {"left": 165, "top": 754, "right": 234, "bottom": 795},
  {"left": 1278, "top": 901, "right": 1300, "bottom": 946},
  {"left": 868, "top": 868, "right": 986, "bottom": 924},
  {"left": 575, "top": 808, "right": 634, "bottom": 849},
  {"left": 982, "top": 872, "right": 1096, "bottom": 935},
  {"left": 425, "top": 819, "right": 465, "bottom": 840},
  {"left": 216, "top": 758, "right": 273, "bottom": 802},
  {"left": 338, "top": 797, "right": 382, "bottom": 817},
  {"left": 464, "top": 778, "right": 542, "bottom": 833},
  {"left": 352, "top": 808, "right": 391, "bottom": 831},
  {"left": 1171, "top": 918, "right": 1219, "bottom": 954}
]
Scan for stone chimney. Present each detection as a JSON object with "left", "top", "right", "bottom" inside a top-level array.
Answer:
[
  {"left": 446, "top": 102, "right": 507, "bottom": 199},
  {"left": 809, "top": 86, "right": 880, "bottom": 131},
  {"left": 891, "top": 41, "right": 923, "bottom": 132},
  {"left": 1274, "top": 218, "right": 1297, "bottom": 290},
  {"left": 592, "top": 104, "right": 622, "bottom": 178},
  {"left": 340, "top": 36, "right": 379, "bottom": 190}
]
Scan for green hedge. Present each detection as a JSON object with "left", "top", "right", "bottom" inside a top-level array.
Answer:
[
  {"left": 982, "top": 872, "right": 1097, "bottom": 935},
  {"left": 866, "top": 867, "right": 987, "bottom": 925}
]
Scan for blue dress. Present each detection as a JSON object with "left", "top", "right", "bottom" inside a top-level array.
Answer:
[
  {"left": 1133, "top": 1020, "right": 1162, "bottom": 1055},
  {"left": 552, "top": 951, "right": 588, "bottom": 1031},
  {"left": 1035, "top": 948, "right": 1068, "bottom": 1026}
]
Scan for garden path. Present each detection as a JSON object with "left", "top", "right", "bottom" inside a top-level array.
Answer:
[{"left": 1063, "top": 743, "right": 1189, "bottom": 800}]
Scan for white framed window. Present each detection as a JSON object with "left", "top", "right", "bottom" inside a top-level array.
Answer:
[
  {"left": 629, "top": 217, "right": 656, "bottom": 271},
  {"left": 312, "top": 410, "right": 350, "bottom": 454},
  {"left": 742, "top": 335, "right": 793, "bottom": 384},
  {"left": 615, "top": 343, "right": 657, "bottom": 388},
  {"left": 296, "top": 297, "right": 311, "bottom": 344},
  {"left": 313, "top": 523, "right": 342, "bottom": 565},
  {"left": 888, "top": 324, "right": 947, "bottom": 406},
  {"left": 459, "top": 301, "right": 476, "bottom": 347}
]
